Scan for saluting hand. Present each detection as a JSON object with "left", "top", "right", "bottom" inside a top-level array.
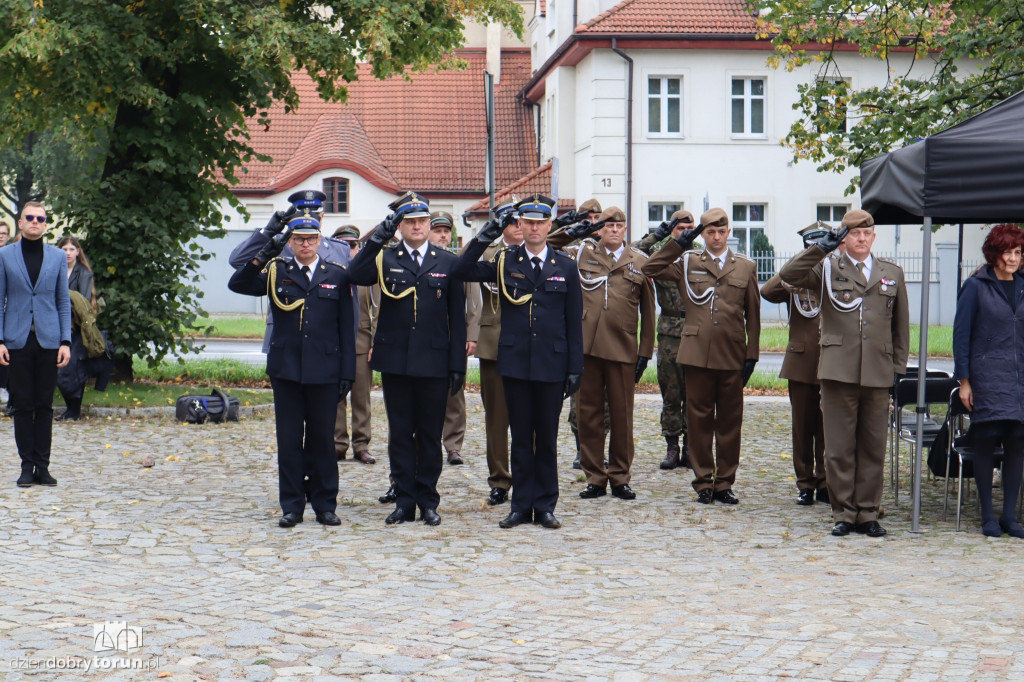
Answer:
[
  {"left": 816, "top": 225, "right": 850, "bottom": 254},
  {"left": 566, "top": 218, "right": 607, "bottom": 240},
  {"left": 651, "top": 217, "right": 680, "bottom": 242},
  {"left": 254, "top": 229, "right": 290, "bottom": 265},
  {"left": 675, "top": 223, "right": 707, "bottom": 250},
  {"left": 262, "top": 205, "right": 298, "bottom": 236},
  {"left": 370, "top": 212, "right": 404, "bottom": 246},
  {"left": 476, "top": 218, "right": 504, "bottom": 244},
  {"left": 553, "top": 208, "right": 583, "bottom": 229}
]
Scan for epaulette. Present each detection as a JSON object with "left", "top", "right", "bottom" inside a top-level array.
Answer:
[
  {"left": 489, "top": 244, "right": 516, "bottom": 263},
  {"left": 581, "top": 237, "right": 599, "bottom": 248},
  {"left": 324, "top": 260, "right": 346, "bottom": 269},
  {"left": 877, "top": 256, "right": 900, "bottom": 266},
  {"left": 734, "top": 252, "right": 754, "bottom": 263},
  {"left": 555, "top": 249, "right": 573, "bottom": 259},
  {"left": 629, "top": 246, "right": 649, "bottom": 259}
]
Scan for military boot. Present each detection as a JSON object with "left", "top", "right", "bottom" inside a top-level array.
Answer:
[
  {"left": 660, "top": 435, "right": 680, "bottom": 470},
  {"left": 572, "top": 432, "right": 582, "bottom": 470},
  {"left": 679, "top": 434, "right": 691, "bottom": 469}
]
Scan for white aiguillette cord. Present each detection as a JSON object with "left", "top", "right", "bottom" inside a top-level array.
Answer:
[
  {"left": 791, "top": 286, "right": 820, "bottom": 318},
  {"left": 575, "top": 240, "right": 610, "bottom": 309},
  {"left": 681, "top": 250, "right": 715, "bottom": 306},
  {"left": 822, "top": 255, "right": 862, "bottom": 312}
]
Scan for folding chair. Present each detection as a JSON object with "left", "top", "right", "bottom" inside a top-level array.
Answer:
[
  {"left": 889, "top": 373, "right": 958, "bottom": 505},
  {"left": 943, "top": 388, "right": 1022, "bottom": 530}
]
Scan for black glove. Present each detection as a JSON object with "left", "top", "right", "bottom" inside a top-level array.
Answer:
[
  {"left": 675, "top": 223, "right": 707, "bottom": 251},
  {"left": 449, "top": 372, "right": 465, "bottom": 396},
  {"left": 563, "top": 373, "right": 582, "bottom": 400},
  {"left": 476, "top": 219, "right": 504, "bottom": 244},
  {"left": 742, "top": 359, "right": 757, "bottom": 387},
  {"left": 254, "top": 228, "right": 291, "bottom": 265},
  {"left": 553, "top": 209, "right": 583, "bottom": 229},
  {"left": 634, "top": 357, "right": 650, "bottom": 384},
  {"left": 262, "top": 205, "right": 298, "bottom": 236},
  {"left": 369, "top": 212, "right": 404, "bottom": 246},
  {"left": 566, "top": 218, "right": 607, "bottom": 240},
  {"left": 338, "top": 380, "right": 352, "bottom": 402},
  {"left": 651, "top": 217, "right": 681, "bottom": 242},
  {"left": 816, "top": 225, "right": 850, "bottom": 254}
]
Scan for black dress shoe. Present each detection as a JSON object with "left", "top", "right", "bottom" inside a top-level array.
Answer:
[
  {"left": 487, "top": 487, "right": 509, "bottom": 506},
  {"left": 34, "top": 470, "right": 57, "bottom": 486},
  {"left": 611, "top": 484, "right": 636, "bottom": 500},
  {"left": 447, "top": 451, "right": 463, "bottom": 465},
  {"left": 831, "top": 521, "right": 855, "bottom": 536},
  {"left": 696, "top": 489, "right": 713, "bottom": 504},
  {"left": 534, "top": 511, "right": 561, "bottom": 529},
  {"left": 855, "top": 520, "right": 887, "bottom": 537},
  {"left": 713, "top": 489, "right": 739, "bottom": 505},
  {"left": 579, "top": 483, "right": 607, "bottom": 499},
  {"left": 572, "top": 453, "right": 581, "bottom": 470},
  {"left": 421, "top": 508, "right": 441, "bottom": 526},
  {"left": 816, "top": 487, "right": 830, "bottom": 504},
  {"left": 315, "top": 511, "right": 341, "bottom": 526},
  {"left": 16, "top": 470, "right": 34, "bottom": 488},
  {"left": 385, "top": 508, "right": 415, "bottom": 525},
  {"left": 378, "top": 485, "right": 397, "bottom": 504},
  {"left": 353, "top": 450, "right": 376, "bottom": 464},
  {"left": 279, "top": 512, "right": 303, "bottom": 528},
  {"left": 498, "top": 510, "right": 532, "bottom": 528},
  {"left": 797, "top": 489, "right": 815, "bottom": 506},
  {"left": 335, "top": 448, "right": 347, "bottom": 461}
]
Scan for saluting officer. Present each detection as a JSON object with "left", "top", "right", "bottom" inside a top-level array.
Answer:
[
  {"left": 229, "top": 190, "right": 353, "bottom": 352},
  {"left": 228, "top": 213, "right": 356, "bottom": 528},
  {"left": 779, "top": 209, "right": 909, "bottom": 537},
  {"left": 428, "top": 211, "right": 482, "bottom": 466},
  {"left": 453, "top": 194, "right": 584, "bottom": 529},
  {"left": 469, "top": 197, "right": 524, "bottom": 506},
  {"left": 760, "top": 222, "right": 829, "bottom": 506},
  {"left": 633, "top": 209, "right": 695, "bottom": 470},
  {"left": 347, "top": 192, "right": 467, "bottom": 527},
  {"left": 331, "top": 225, "right": 378, "bottom": 465},
  {"left": 567, "top": 206, "right": 656, "bottom": 501},
  {"left": 642, "top": 208, "right": 760, "bottom": 505}
]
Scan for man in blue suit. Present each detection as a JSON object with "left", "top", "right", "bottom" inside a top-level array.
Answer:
[
  {"left": 0, "top": 202, "right": 71, "bottom": 487},
  {"left": 453, "top": 195, "right": 584, "bottom": 529}
]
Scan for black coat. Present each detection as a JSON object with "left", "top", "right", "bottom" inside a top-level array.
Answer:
[
  {"left": 68, "top": 264, "right": 93, "bottom": 301},
  {"left": 953, "top": 264, "right": 1024, "bottom": 423},
  {"left": 454, "top": 240, "right": 583, "bottom": 382},
  {"left": 228, "top": 258, "right": 355, "bottom": 385},
  {"left": 347, "top": 240, "right": 466, "bottom": 379}
]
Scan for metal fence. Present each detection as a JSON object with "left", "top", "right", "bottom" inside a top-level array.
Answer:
[{"left": 748, "top": 250, "right": 940, "bottom": 283}]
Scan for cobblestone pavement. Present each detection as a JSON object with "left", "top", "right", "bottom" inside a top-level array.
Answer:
[{"left": 2, "top": 394, "right": 1022, "bottom": 681}]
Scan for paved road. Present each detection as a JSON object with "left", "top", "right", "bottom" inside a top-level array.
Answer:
[
  {"left": 2, "top": 395, "right": 1020, "bottom": 680},
  {"left": 192, "top": 339, "right": 957, "bottom": 377}
]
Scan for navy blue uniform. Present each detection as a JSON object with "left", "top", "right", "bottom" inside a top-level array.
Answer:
[
  {"left": 347, "top": 240, "right": 467, "bottom": 514},
  {"left": 228, "top": 257, "right": 355, "bottom": 517},
  {"left": 453, "top": 241, "right": 584, "bottom": 515}
]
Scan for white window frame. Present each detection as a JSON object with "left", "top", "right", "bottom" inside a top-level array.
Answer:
[
  {"left": 731, "top": 202, "right": 768, "bottom": 254},
  {"left": 646, "top": 76, "right": 684, "bottom": 138},
  {"left": 730, "top": 77, "right": 767, "bottom": 139},
  {"left": 646, "top": 201, "right": 685, "bottom": 233},
  {"left": 816, "top": 76, "right": 850, "bottom": 135},
  {"left": 816, "top": 203, "right": 849, "bottom": 226}
]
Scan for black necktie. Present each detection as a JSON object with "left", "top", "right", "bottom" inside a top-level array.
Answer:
[
  {"left": 531, "top": 256, "right": 542, "bottom": 279},
  {"left": 412, "top": 251, "right": 421, "bottom": 270},
  {"left": 300, "top": 265, "right": 310, "bottom": 281}
]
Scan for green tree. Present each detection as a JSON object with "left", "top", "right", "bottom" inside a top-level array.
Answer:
[
  {"left": 0, "top": 0, "right": 522, "bottom": 377},
  {"left": 751, "top": 0, "right": 1024, "bottom": 194},
  {"left": 750, "top": 230, "right": 775, "bottom": 281}
]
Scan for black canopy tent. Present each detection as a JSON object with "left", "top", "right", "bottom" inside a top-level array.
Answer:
[{"left": 861, "top": 89, "right": 1024, "bottom": 532}]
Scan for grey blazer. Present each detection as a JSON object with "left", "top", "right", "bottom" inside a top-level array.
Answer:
[{"left": 0, "top": 241, "right": 72, "bottom": 349}]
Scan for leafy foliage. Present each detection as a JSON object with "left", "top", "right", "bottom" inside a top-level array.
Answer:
[
  {"left": 751, "top": 0, "right": 1024, "bottom": 194},
  {"left": 0, "top": 0, "right": 522, "bottom": 374}
]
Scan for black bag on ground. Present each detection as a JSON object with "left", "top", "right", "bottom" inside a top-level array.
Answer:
[
  {"left": 175, "top": 388, "right": 240, "bottom": 424},
  {"left": 928, "top": 419, "right": 974, "bottom": 479}
]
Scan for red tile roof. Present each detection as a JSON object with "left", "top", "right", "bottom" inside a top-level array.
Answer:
[
  {"left": 580, "top": 0, "right": 757, "bottom": 35},
  {"left": 466, "top": 161, "right": 575, "bottom": 214},
  {"left": 232, "top": 50, "right": 536, "bottom": 196}
]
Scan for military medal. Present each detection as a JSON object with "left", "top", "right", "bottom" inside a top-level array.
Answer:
[{"left": 881, "top": 284, "right": 888, "bottom": 292}]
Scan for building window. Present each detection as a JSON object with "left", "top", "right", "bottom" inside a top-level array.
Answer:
[
  {"left": 731, "top": 78, "right": 766, "bottom": 137},
  {"left": 647, "top": 77, "right": 682, "bottom": 135},
  {"left": 731, "top": 203, "right": 767, "bottom": 254},
  {"left": 816, "top": 77, "right": 849, "bottom": 134},
  {"left": 816, "top": 204, "right": 849, "bottom": 225},
  {"left": 647, "top": 202, "right": 684, "bottom": 232},
  {"left": 323, "top": 178, "right": 349, "bottom": 214}
]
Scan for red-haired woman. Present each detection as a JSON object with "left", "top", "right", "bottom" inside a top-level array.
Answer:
[{"left": 954, "top": 223, "right": 1024, "bottom": 537}]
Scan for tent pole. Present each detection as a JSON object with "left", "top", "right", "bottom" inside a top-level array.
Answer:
[{"left": 911, "top": 217, "right": 932, "bottom": 533}]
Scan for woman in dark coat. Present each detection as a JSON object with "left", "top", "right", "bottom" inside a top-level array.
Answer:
[
  {"left": 59, "top": 235, "right": 95, "bottom": 306},
  {"left": 953, "top": 223, "right": 1024, "bottom": 537}
]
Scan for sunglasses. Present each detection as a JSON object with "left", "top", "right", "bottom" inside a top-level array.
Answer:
[
  {"left": 290, "top": 235, "right": 319, "bottom": 245},
  {"left": 23, "top": 215, "right": 47, "bottom": 223}
]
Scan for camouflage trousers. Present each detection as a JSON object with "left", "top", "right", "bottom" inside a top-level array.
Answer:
[
  {"left": 568, "top": 389, "right": 610, "bottom": 437},
  {"left": 657, "top": 334, "right": 687, "bottom": 438}
]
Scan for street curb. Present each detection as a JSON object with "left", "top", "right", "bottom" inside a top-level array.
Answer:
[{"left": 84, "top": 403, "right": 276, "bottom": 419}]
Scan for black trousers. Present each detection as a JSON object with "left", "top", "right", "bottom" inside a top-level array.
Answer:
[
  {"left": 502, "top": 377, "right": 563, "bottom": 514},
  {"left": 8, "top": 332, "right": 58, "bottom": 472},
  {"left": 270, "top": 378, "right": 339, "bottom": 516},
  {"left": 380, "top": 373, "right": 448, "bottom": 513}
]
